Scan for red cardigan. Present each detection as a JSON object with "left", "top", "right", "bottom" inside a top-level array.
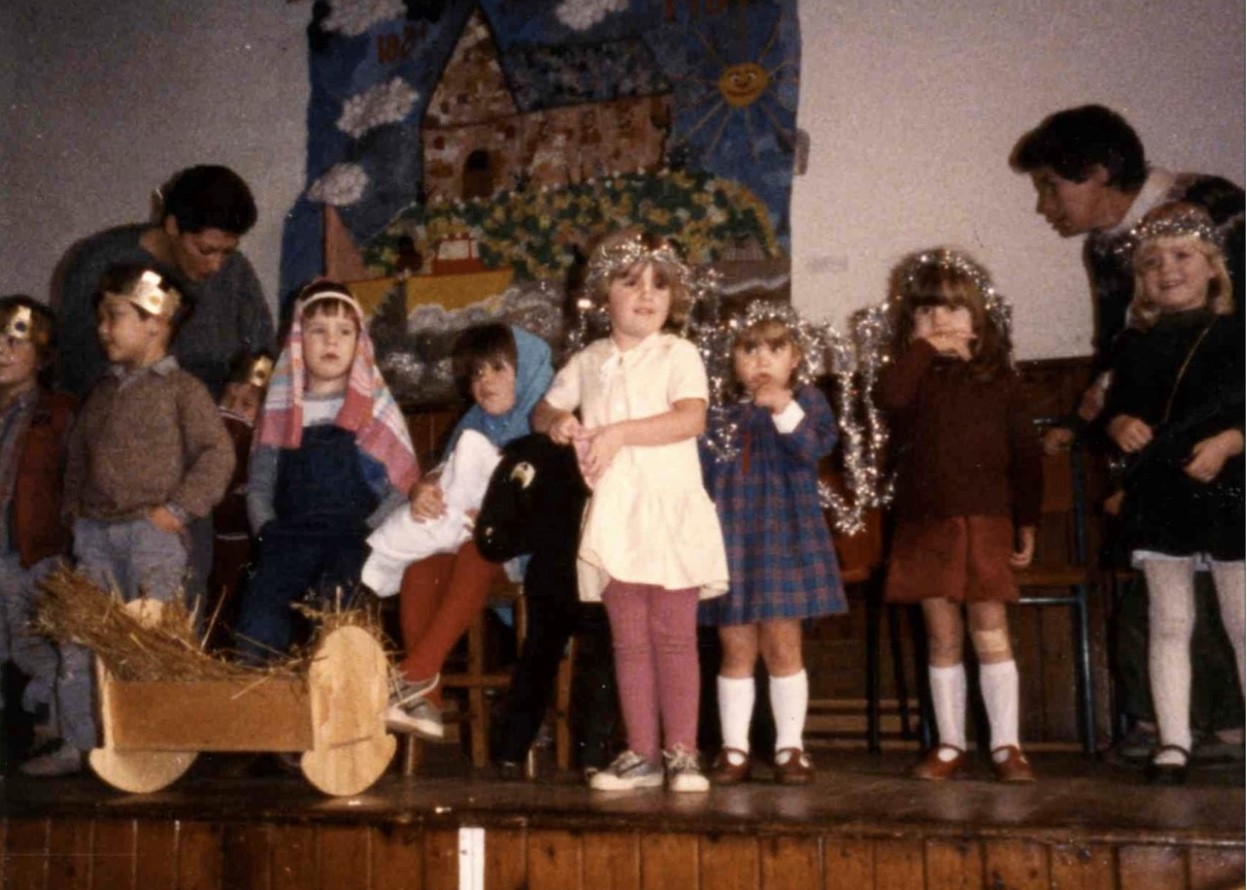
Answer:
[{"left": 12, "top": 389, "right": 75, "bottom": 567}]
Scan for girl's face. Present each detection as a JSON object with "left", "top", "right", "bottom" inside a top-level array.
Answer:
[
  {"left": 733, "top": 331, "right": 800, "bottom": 395},
  {"left": 607, "top": 261, "right": 670, "bottom": 349},
  {"left": 469, "top": 358, "right": 518, "bottom": 417},
  {"left": 1138, "top": 236, "right": 1216, "bottom": 314},
  {"left": 911, "top": 301, "right": 974, "bottom": 343},
  {"left": 302, "top": 307, "right": 359, "bottom": 395}
]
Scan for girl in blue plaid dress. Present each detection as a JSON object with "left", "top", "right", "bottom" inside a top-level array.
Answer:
[{"left": 699, "top": 310, "right": 846, "bottom": 785}]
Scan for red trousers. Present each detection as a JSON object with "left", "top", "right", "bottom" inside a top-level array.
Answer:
[{"left": 397, "top": 540, "right": 502, "bottom": 706}]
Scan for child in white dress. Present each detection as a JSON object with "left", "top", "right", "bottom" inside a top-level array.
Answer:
[{"left": 534, "top": 229, "right": 728, "bottom": 793}]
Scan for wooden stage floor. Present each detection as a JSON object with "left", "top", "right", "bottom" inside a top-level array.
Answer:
[{"left": 1, "top": 749, "right": 1243, "bottom": 889}]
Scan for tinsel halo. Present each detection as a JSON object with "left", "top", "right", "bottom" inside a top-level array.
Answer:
[
  {"left": 889, "top": 247, "right": 1013, "bottom": 349},
  {"left": 692, "top": 298, "right": 879, "bottom": 535},
  {"left": 1115, "top": 208, "right": 1226, "bottom": 262},
  {"left": 564, "top": 234, "right": 720, "bottom": 355},
  {"left": 583, "top": 231, "right": 697, "bottom": 303},
  {"left": 695, "top": 299, "right": 833, "bottom": 404}
]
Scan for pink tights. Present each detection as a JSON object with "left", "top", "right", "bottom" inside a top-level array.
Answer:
[{"left": 601, "top": 580, "right": 701, "bottom": 762}]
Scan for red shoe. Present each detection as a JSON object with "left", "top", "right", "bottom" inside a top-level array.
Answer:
[
  {"left": 991, "top": 745, "right": 1036, "bottom": 783},
  {"left": 911, "top": 745, "right": 967, "bottom": 780}
]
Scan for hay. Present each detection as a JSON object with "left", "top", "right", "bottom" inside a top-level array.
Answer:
[{"left": 34, "top": 566, "right": 385, "bottom": 683}]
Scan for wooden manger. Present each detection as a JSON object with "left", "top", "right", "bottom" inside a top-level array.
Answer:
[{"left": 38, "top": 572, "right": 396, "bottom": 797}]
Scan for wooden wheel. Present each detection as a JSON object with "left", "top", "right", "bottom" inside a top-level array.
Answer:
[
  {"left": 300, "top": 624, "right": 395, "bottom": 796},
  {"left": 88, "top": 600, "right": 198, "bottom": 793}
]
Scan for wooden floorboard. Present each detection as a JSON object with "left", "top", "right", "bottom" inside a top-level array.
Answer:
[{"left": 0, "top": 751, "right": 1241, "bottom": 889}]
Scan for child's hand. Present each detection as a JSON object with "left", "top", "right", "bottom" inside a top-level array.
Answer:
[
  {"left": 148, "top": 506, "right": 185, "bottom": 535},
  {"left": 409, "top": 479, "right": 446, "bottom": 522},
  {"left": 921, "top": 329, "right": 974, "bottom": 360},
  {"left": 1042, "top": 426, "right": 1075, "bottom": 455},
  {"left": 1009, "top": 526, "right": 1036, "bottom": 568},
  {"left": 1185, "top": 429, "right": 1245, "bottom": 483},
  {"left": 578, "top": 424, "right": 624, "bottom": 486},
  {"left": 753, "top": 380, "right": 794, "bottom": 414},
  {"left": 549, "top": 413, "right": 585, "bottom": 446},
  {"left": 1106, "top": 415, "right": 1153, "bottom": 453}
]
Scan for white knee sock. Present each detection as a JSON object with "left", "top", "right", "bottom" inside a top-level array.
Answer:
[
  {"left": 1210, "top": 561, "right": 1246, "bottom": 694},
  {"left": 979, "top": 659, "right": 1020, "bottom": 756},
  {"left": 770, "top": 669, "right": 809, "bottom": 754},
  {"left": 928, "top": 663, "right": 967, "bottom": 752},
  {"left": 717, "top": 675, "right": 755, "bottom": 758},
  {"left": 1143, "top": 559, "right": 1197, "bottom": 758}
]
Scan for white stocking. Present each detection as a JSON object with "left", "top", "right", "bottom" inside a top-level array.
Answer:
[
  {"left": 1143, "top": 558, "right": 1197, "bottom": 761},
  {"left": 1209, "top": 561, "right": 1246, "bottom": 694}
]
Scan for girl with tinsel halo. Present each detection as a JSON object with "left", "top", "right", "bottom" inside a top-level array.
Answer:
[
  {"left": 533, "top": 229, "right": 728, "bottom": 793},
  {"left": 697, "top": 301, "right": 846, "bottom": 785},
  {"left": 1103, "top": 203, "right": 1244, "bottom": 784},
  {"left": 877, "top": 248, "right": 1042, "bottom": 783}
]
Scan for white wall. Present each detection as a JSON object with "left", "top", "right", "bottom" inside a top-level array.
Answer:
[
  {"left": 791, "top": 0, "right": 1245, "bottom": 358},
  {"left": 2, "top": 0, "right": 1242, "bottom": 359},
  {"left": 0, "top": 0, "right": 308, "bottom": 312}
]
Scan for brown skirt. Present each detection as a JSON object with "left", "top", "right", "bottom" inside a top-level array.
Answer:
[{"left": 884, "top": 516, "right": 1019, "bottom": 604}]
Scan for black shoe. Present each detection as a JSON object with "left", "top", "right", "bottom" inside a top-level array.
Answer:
[
  {"left": 1146, "top": 745, "right": 1190, "bottom": 785},
  {"left": 495, "top": 760, "right": 525, "bottom": 781}
]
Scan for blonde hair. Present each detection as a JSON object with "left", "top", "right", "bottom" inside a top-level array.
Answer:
[
  {"left": 1130, "top": 204, "right": 1233, "bottom": 328},
  {"left": 584, "top": 229, "right": 694, "bottom": 329}
]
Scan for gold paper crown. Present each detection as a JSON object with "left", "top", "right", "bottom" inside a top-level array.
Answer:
[
  {"left": 2, "top": 306, "right": 34, "bottom": 342},
  {"left": 112, "top": 270, "right": 182, "bottom": 318},
  {"left": 246, "top": 355, "right": 274, "bottom": 389}
]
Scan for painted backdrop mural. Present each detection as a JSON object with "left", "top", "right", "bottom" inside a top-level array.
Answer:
[{"left": 282, "top": 0, "right": 799, "bottom": 400}]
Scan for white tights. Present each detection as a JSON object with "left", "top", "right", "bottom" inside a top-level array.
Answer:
[{"left": 1144, "top": 558, "right": 1246, "bottom": 759}]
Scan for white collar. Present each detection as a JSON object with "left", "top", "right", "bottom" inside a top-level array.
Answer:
[{"left": 1106, "top": 167, "right": 1177, "bottom": 236}]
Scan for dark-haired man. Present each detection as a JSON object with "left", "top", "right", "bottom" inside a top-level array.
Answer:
[
  {"left": 1012, "top": 104, "right": 1243, "bottom": 444},
  {"left": 53, "top": 165, "right": 275, "bottom": 399}
]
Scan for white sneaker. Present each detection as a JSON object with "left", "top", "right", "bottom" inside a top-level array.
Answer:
[
  {"left": 388, "top": 671, "right": 440, "bottom": 709},
  {"left": 20, "top": 742, "right": 85, "bottom": 778},
  {"left": 386, "top": 698, "right": 445, "bottom": 741},
  {"left": 589, "top": 750, "right": 663, "bottom": 791},
  {"left": 664, "top": 746, "right": 709, "bottom": 793}
]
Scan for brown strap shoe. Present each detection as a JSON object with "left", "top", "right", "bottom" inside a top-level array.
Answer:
[
  {"left": 710, "top": 747, "right": 752, "bottom": 784},
  {"left": 991, "top": 745, "right": 1036, "bottom": 783},
  {"left": 773, "top": 747, "right": 815, "bottom": 785},
  {"left": 911, "top": 745, "right": 967, "bottom": 780}
]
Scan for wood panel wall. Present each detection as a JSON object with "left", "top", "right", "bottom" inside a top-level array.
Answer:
[{"left": 2, "top": 816, "right": 1242, "bottom": 890}]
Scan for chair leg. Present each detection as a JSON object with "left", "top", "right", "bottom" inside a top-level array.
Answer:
[
  {"left": 1074, "top": 590, "right": 1097, "bottom": 755},
  {"left": 909, "top": 605, "right": 934, "bottom": 751},
  {"left": 402, "top": 735, "right": 422, "bottom": 777},
  {"left": 865, "top": 581, "right": 882, "bottom": 753},
  {"left": 554, "top": 640, "right": 575, "bottom": 771},
  {"left": 887, "top": 603, "right": 914, "bottom": 741}
]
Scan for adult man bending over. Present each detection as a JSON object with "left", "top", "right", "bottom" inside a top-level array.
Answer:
[{"left": 1011, "top": 104, "right": 1244, "bottom": 762}]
